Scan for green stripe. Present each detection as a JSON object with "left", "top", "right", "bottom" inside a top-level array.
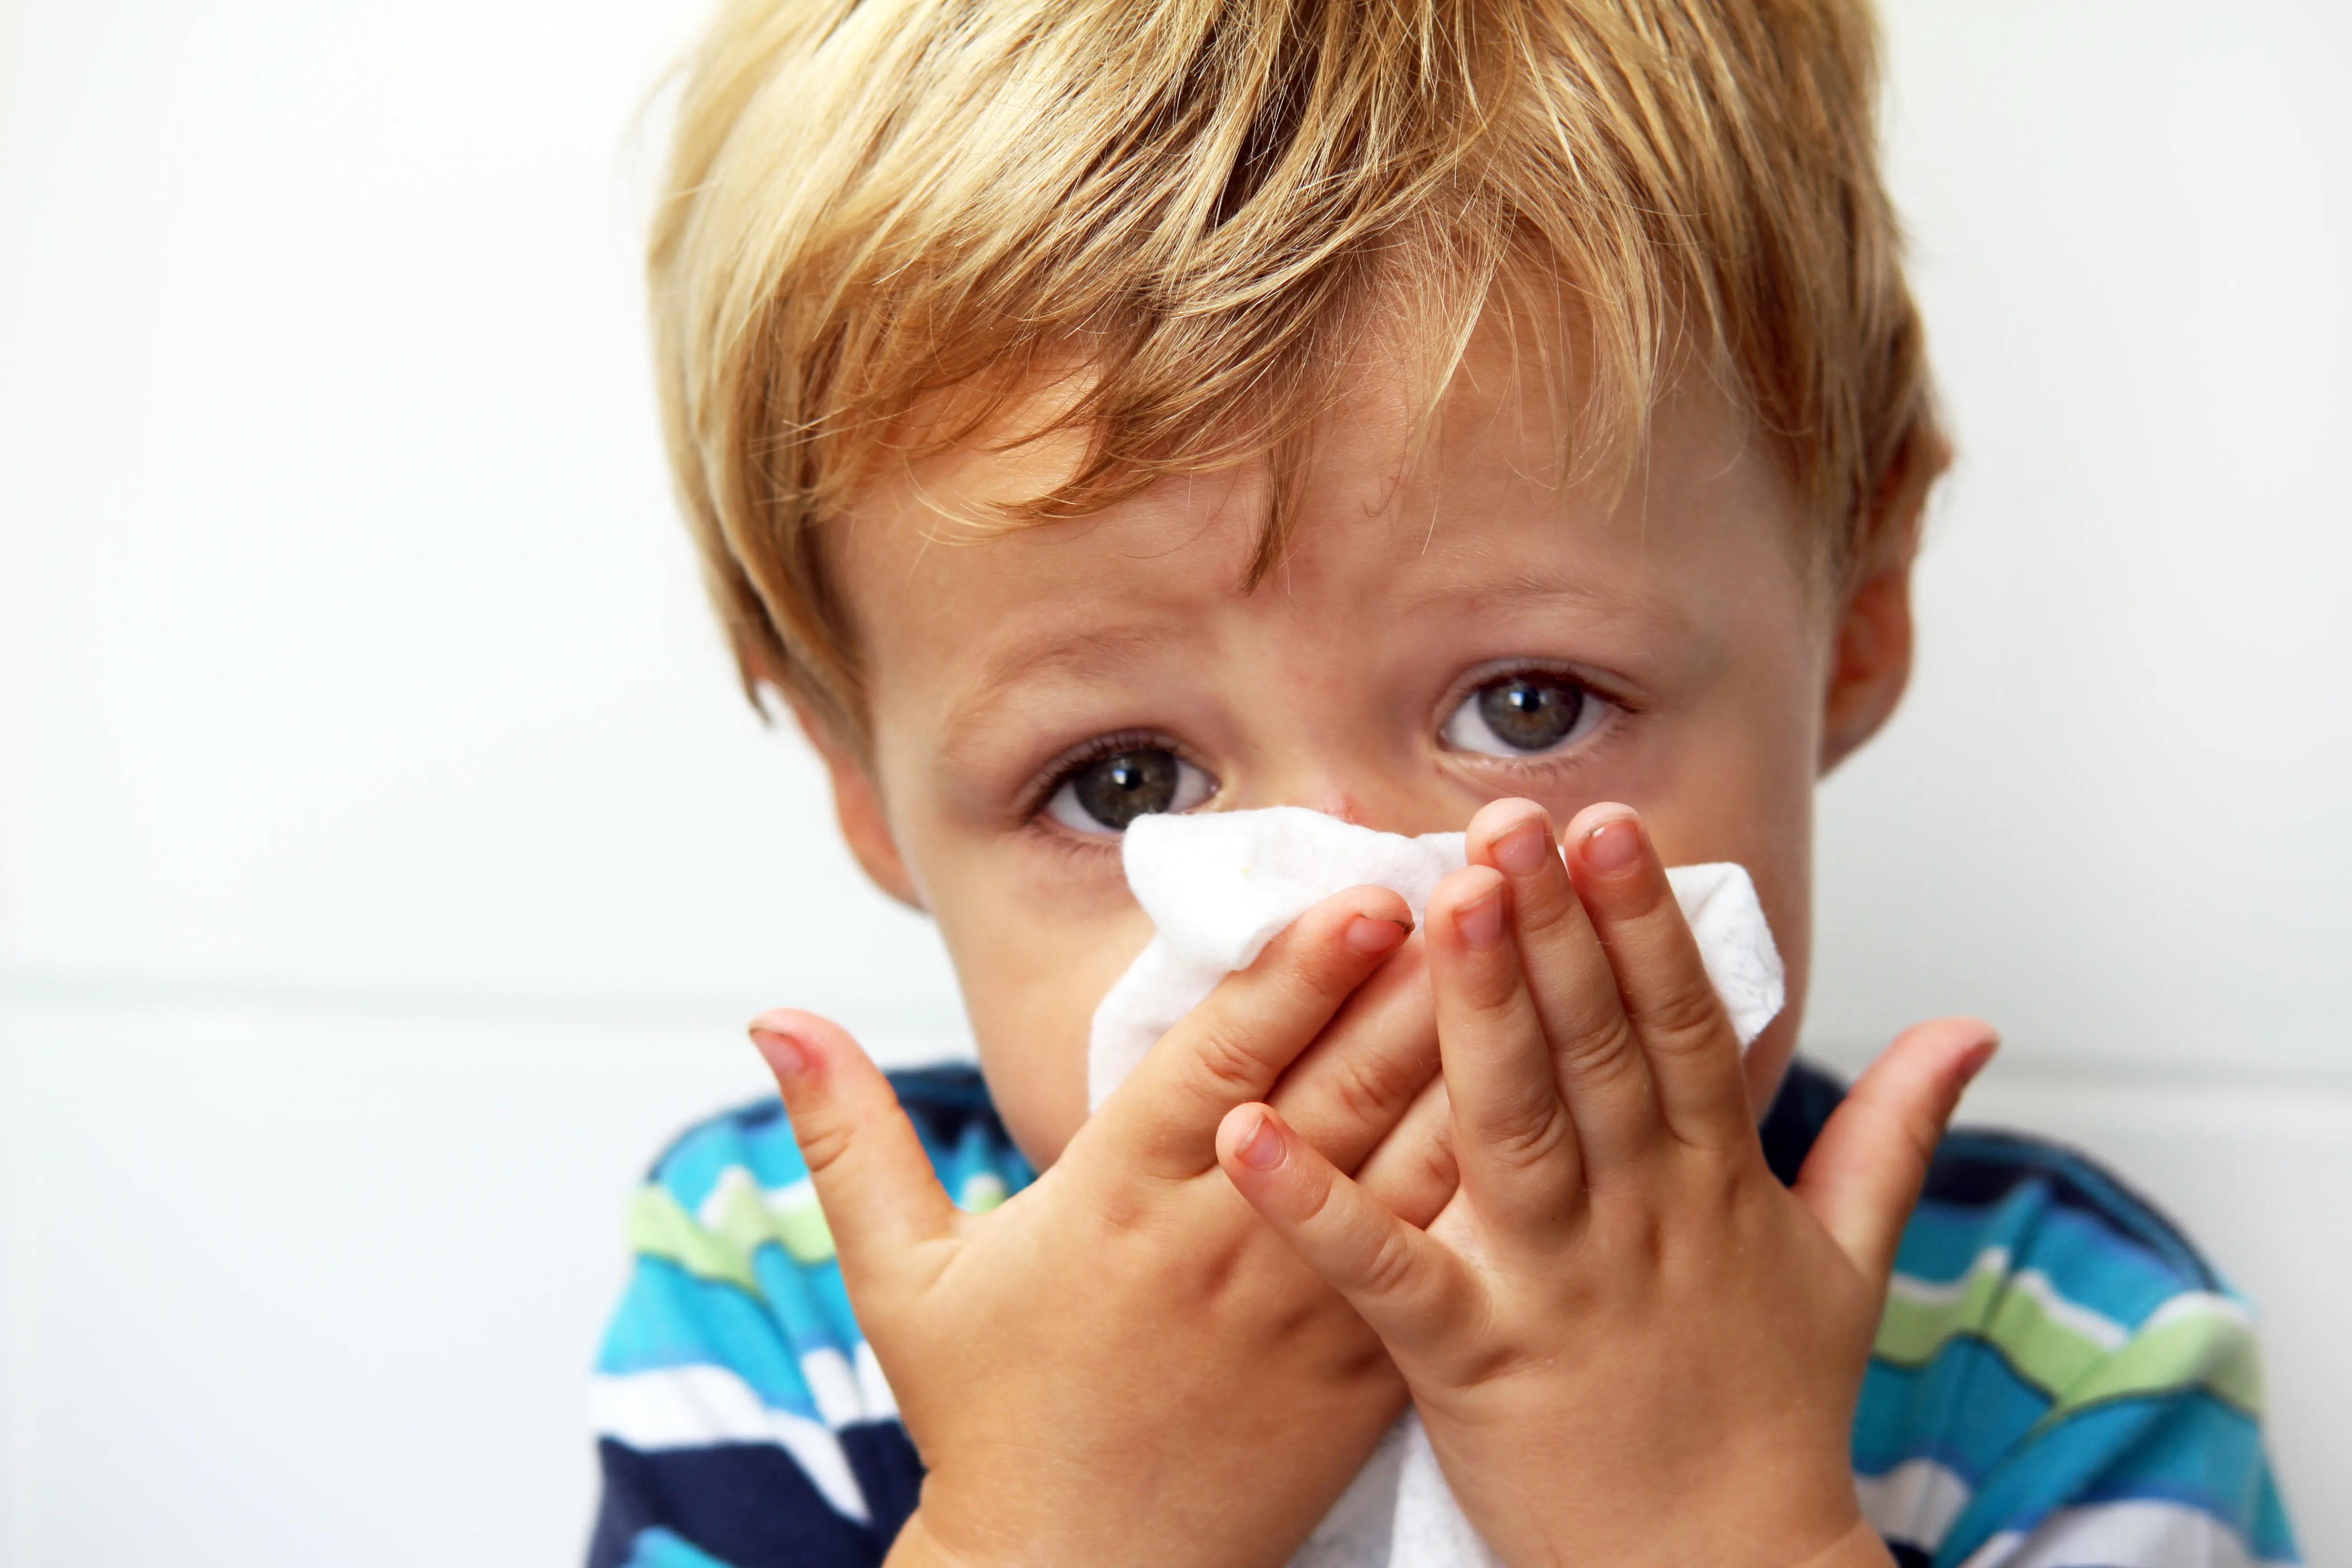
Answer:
[
  {"left": 1875, "top": 1263, "right": 2262, "bottom": 1421},
  {"left": 2040, "top": 1301, "right": 2263, "bottom": 1423},
  {"left": 1877, "top": 1266, "right": 2109, "bottom": 1395},
  {"left": 628, "top": 1186, "right": 759, "bottom": 1292},
  {"left": 630, "top": 1166, "right": 1003, "bottom": 1287},
  {"left": 705, "top": 1176, "right": 838, "bottom": 1267}
]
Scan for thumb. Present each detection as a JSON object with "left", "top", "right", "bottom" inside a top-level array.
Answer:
[
  {"left": 750, "top": 1008, "right": 961, "bottom": 1292},
  {"left": 1792, "top": 1018, "right": 1998, "bottom": 1287}
]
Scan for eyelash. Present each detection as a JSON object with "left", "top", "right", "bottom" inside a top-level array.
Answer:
[
  {"left": 1020, "top": 728, "right": 1201, "bottom": 830},
  {"left": 1437, "top": 659, "right": 1635, "bottom": 729}
]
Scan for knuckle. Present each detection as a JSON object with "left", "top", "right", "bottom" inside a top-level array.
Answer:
[
  {"left": 1459, "top": 956, "right": 1529, "bottom": 1019},
  {"left": 1291, "top": 1161, "right": 1343, "bottom": 1230},
  {"left": 1352, "top": 1224, "right": 1421, "bottom": 1302},
  {"left": 1512, "top": 876, "right": 1583, "bottom": 942},
  {"left": 1185, "top": 1021, "right": 1272, "bottom": 1101},
  {"left": 1556, "top": 1014, "right": 1646, "bottom": 1087},
  {"left": 1475, "top": 1091, "right": 1572, "bottom": 1174},
  {"left": 792, "top": 1115, "right": 858, "bottom": 1178},
  {"left": 1328, "top": 1047, "right": 1419, "bottom": 1125},
  {"left": 1636, "top": 976, "right": 1730, "bottom": 1050},
  {"left": 1273, "top": 919, "right": 1371, "bottom": 1002}
]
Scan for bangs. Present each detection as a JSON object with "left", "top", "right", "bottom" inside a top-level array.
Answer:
[{"left": 652, "top": 0, "right": 1936, "bottom": 742}]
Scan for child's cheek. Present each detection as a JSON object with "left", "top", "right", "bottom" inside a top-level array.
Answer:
[{"left": 947, "top": 884, "right": 1156, "bottom": 1168}]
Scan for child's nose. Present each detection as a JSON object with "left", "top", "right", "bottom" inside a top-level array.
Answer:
[{"left": 1241, "top": 768, "right": 1460, "bottom": 839}]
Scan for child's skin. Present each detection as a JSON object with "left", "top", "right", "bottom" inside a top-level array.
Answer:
[{"left": 747, "top": 333, "right": 1995, "bottom": 1567}]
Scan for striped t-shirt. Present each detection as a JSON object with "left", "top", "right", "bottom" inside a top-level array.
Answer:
[{"left": 586, "top": 1061, "right": 2299, "bottom": 1568}]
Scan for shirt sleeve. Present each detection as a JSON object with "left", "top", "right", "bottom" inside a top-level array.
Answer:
[
  {"left": 1851, "top": 1130, "right": 2300, "bottom": 1568},
  {"left": 585, "top": 1072, "right": 1031, "bottom": 1568}
]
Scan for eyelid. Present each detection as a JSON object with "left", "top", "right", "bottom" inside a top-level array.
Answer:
[
  {"left": 1018, "top": 728, "right": 1210, "bottom": 821},
  {"left": 1433, "top": 657, "right": 1637, "bottom": 730},
  {"left": 1433, "top": 660, "right": 1631, "bottom": 765}
]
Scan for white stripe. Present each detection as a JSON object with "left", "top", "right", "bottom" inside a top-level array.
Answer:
[
  {"left": 766, "top": 1176, "right": 818, "bottom": 1214},
  {"left": 855, "top": 1340, "right": 900, "bottom": 1420},
  {"left": 1888, "top": 1246, "right": 2011, "bottom": 1308},
  {"left": 591, "top": 1366, "right": 871, "bottom": 1524},
  {"left": 694, "top": 1166, "right": 823, "bottom": 1230},
  {"left": 2007, "top": 1267, "right": 2129, "bottom": 1351},
  {"left": 1958, "top": 1500, "right": 2279, "bottom": 1568},
  {"left": 2140, "top": 1290, "right": 2256, "bottom": 1336},
  {"left": 1886, "top": 1246, "right": 2133, "bottom": 1352},
  {"left": 800, "top": 1346, "right": 864, "bottom": 1428},
  {"left": 694, "top": 1165, "right": 757, "bottom": 1229},
  {"left": 1856, "top": 1458, "right": 1973, "bottom": 1552}
]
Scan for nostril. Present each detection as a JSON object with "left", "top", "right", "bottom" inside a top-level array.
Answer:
[{"left": 1293, "top": 790, "right": 1368, "bottom": 826}]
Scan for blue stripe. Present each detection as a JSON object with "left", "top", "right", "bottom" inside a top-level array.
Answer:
[
  {"left": 2250, "top": 1466, "right": 2300, "bottom": 1563},
  {"left": 747, "top": 1241, "right": 864, "bottom": 1360},
  {"left": 1938, "top": 1391, "right": 2283, "bottom": 1567},
  {"left": 622, "top": 1526, "right": 736, "bottom": 1568},
  {"left": 596, "top": 1258, "right": 821, "bottom": 1419},
  {"left": 647, "top": 1072, "right": 1033, "bottom": 1220},
  {"left": 1926, "top": 1130, "right": 2223, "bottom": 1292},
  {"left": 1855, "top": 1337, "right": 2052, "bottom": 1483},
  {"left": 1896, "top": 1194, "right": 2203, "bottom": 1328},
  {"left": 647, "top": 1100, "right": 807, "bottom": 1215}
]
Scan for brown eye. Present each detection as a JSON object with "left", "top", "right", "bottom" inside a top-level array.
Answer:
[
  {"left": 1442, "top": 672, "right": 1607, "bottom": 757},
  {"left": 1045, "top": 748, "right": 1216, "bottom": 834}
]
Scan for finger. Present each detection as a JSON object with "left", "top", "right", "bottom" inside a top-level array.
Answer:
[
  {"left": 1354, "top": 1075, "right": 1458, "bottom": 1230},
  {"left": 1426, "top": 862, "right": 1585, "bottom": 1230},
  {"left": 1559, "top": 803, "right": 1750, "bottom": 1152},
  {"left": 1095, "top": 886, "right": 1414, "bottom": 1183},
  {"left": 1216, "top": 1102, "right": 1470, "bottom": 1362},
  {"left": 749, "top": 1009, "right": 962, "bottom": 1291},
  {"left": 1793, "top": 1018, "right": 1999, "bottom": 1286},
  {"left": 1267, "top": 932, "right": 1441, "bottom": 1174},
  {"left": 1466, "top": 797, "right": 1664, "bottom": 1177}
]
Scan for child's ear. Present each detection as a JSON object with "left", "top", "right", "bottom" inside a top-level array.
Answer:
[
  {"left": 1818, "top": 557, "right": 1914, "bottom": 773},
  {"left": 1819, "top": 436, "right": 1943, "bottom": 774},
  {"left": 787, "top": 696, "right": 926, "bottom": 911}
]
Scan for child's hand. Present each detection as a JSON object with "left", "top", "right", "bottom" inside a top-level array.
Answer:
[
  {"left": 1215, "top": 799, "right": 1997, "bottom": 1568},
  {"left": 750, "top": 887, "right": 1456, "bottom": 1568}
]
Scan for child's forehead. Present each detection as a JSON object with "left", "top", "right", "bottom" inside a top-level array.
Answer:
[
  {"left": 835, "top": 357, "right": 1798, "bottom": 680},
  {"left": 861, "top": 323, "right": 1759, "bottom": 552}
]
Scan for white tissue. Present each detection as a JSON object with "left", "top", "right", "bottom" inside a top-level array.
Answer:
[
  {"left": 1083, "top": 805, "right": 1785, "bottom": 1568},
  {"left": 1088, "top": 807, "right": 1784, "bottom": 1109}
]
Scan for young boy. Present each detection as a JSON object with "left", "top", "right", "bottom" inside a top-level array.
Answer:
[{"left": 588, "top": 2, "right": 2297, "bottom": 1565}]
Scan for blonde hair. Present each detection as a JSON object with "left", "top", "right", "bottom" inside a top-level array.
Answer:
[{"left": 650, "top": 0, "right": 1941, "bottom": 745}]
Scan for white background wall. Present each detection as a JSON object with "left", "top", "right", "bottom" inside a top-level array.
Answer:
[{"left": 0, "top": 0, "right": 2344, "bottom": 1562}]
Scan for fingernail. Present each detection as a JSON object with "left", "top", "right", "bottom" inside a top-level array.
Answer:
[
  {"left": 750, "top": 1026, "right": 811, "bottom": 1080},
  {"left": 1234, "top": 1109, "right": 1286, "bottom": 1171},
  {"left": 1347, "top": 913, "right": 1412, "bottom": 956},
  {"left": 1454, "top": 888, "right": 1505, "bottom": 951},
  {"left": 1491, "top": 816, "right": 1552, "bottom": 877},
  {"left": 1580, "top": 815, "right": 1643, "bottom": 876}
]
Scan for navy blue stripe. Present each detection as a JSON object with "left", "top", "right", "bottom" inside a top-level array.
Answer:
[
  {"left": 640, "top": 1067, "right": 1008, "bottom": 1182},
  {"left": 1759, "top": 1058, "right": 1844, "bottom": 1186},
  {"left": 1922, "top": 1130, "right": 2220, "bottom": 1291},
  {"left": 842, "top": 1422, "right": 926, "bottom": 1546},
  {"left": 590, "top": 1435, "right": 916, "bottom": 1568}
]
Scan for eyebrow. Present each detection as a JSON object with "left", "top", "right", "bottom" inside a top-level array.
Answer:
[
  {"left": 940, "top": 620, "right": 1194, "bottom": 755},
  {"left": 1390, "top": 562, "right": 1696, "bottom": 637}
]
